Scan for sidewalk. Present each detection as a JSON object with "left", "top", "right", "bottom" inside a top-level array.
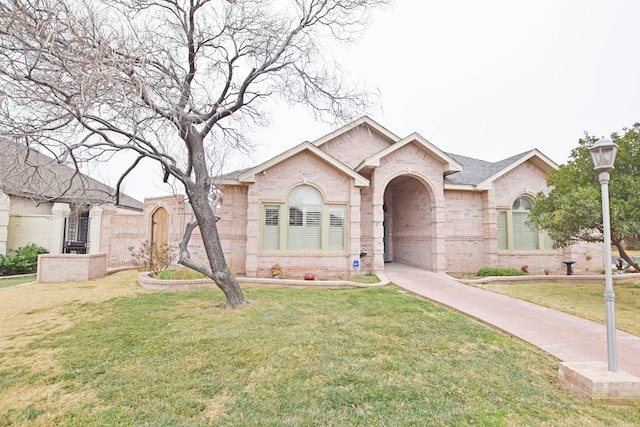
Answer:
[{"left": 384, "top": 263, "right": 640, "bottom": 378}]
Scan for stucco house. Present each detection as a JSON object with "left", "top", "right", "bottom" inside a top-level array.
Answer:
[
  {"left": 0, "top": 138, "right": 143, "bottom": 258},
  {"left": 210, "top": 116, "right": 594, "bottom": 277}
]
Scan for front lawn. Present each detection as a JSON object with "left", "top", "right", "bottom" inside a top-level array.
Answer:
[
  {"left": 1, "top": 271, "right": 639, "bottom": 425},
  {"left": 474, "top": 281, "right": 640, "bottom": 336},
  {"left": 0, "top": 274, "right": 36, "bottom": 289}
]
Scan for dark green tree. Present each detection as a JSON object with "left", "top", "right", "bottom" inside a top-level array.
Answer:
[{"left": 529, "top": 124, "right": 640, "bottom": 272}]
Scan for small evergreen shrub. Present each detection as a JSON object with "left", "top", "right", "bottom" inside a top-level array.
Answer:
[
  {"left": 0, "top": 243, "right": 49, "bottom": 276},
  {"left": 476, "top": 267, "right": 526, "bottom": 277}
]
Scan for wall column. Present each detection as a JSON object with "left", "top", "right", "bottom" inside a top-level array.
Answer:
[
  {"left": 0, "top": 191, "right": 10, "bottom": 255},
  {"left": 244, "top": 185, "right": 260, "bottom": 276},
  {"left": 51, "top": 203, "right": 70, "bottom": 254},
  {"left": 88, "top": 205, "right": 104, "bottom": 254}
]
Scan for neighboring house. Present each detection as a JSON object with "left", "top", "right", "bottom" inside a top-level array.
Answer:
[
  {"left": 0, "top": 138, "right": 143, "bottom": 257},
  {"left": 209, "top": 116, "right": 597, "bottom": 277}
]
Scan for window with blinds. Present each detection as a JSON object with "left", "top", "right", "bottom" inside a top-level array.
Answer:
[
  {"left": 498, "top": 195, "right": 551, "bottom": 251},
  {"left": 261, "top": 186, "right": 346, "bottom": 252}
]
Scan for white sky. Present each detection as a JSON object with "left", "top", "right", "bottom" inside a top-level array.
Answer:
[{"left": 117, "top": 0, "right": 640, "bottom": 201}]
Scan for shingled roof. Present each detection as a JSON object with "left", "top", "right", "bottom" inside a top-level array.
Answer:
[
  {"left": 0, "top": 138, "right": 143, "bottom": 211},
  {"left": 444, "top": 151, "right": 533, "bottom": 185}
]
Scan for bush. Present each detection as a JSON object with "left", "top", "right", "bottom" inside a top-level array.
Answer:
[
  {"left": 0, "top": 243, "right": 49, "bottom": 276},
  {"left": 476, "top": 267, "right": 526, "bottom": 277},
  {"left": 128, "top": 240, "right": 175, "bottom": 274}
]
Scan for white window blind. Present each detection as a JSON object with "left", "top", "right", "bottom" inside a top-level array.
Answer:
[
  {"left": 263, "top": 206, "right": 280, "bottom": 250},
  {"left": 288, "top": 206, "right": 321, "bottom": 250},
  {"left": 497, "top": 210, "right": 508, "bottom": 250},
  {"left": 328, "top": 207, "right": 345, "bottom": 250}
]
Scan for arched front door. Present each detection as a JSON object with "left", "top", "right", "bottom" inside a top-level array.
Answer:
[{"left": 151, "top": 207, "right": 168, "bottom": 248}]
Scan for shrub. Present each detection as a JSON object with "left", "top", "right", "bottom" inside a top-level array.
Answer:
[
  {"left": 128, "top": 240, "right": 175, "bottom": 274},
  {"left": 0, "top": 243, "right": 49, "bottom": 276},
  {"left": 476, "top": 267, "right": 526, "bottom": 277}
]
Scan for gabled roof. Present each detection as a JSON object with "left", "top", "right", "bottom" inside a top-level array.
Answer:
[
  {"left": 356, "top": 132, "right": 463, "bottom": 174},
  {"left": 0, "top": 138, "right": 143, "bottom": 211},
  {"left": 444, "top": 149, "right": 558, "bottom": 190},
  {"left": 216, "top": 117, "right": 557, "bottom": 193},
  {"left": 312, "top": 115, "right": 400, "bottom": 147},
  {"left": 236, "top": 141, "right": 369, "bottom": 187}
]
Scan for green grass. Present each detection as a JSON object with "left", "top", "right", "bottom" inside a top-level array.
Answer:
[
  {"left": 0, "top": 274, "right": 36, "bottom": 289},
  {"left": 153, "top": 268, "right": 208, "bottom": 280},
  {"left": 474, "top": 281, "right": 640, "bottom": 336},
  {"left": 1, "top": 274, "right": 639, "bottom": 425}
]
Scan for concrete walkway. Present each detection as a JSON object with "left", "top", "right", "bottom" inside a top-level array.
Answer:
[{"left": 384, "top": 263, "right": 640, "bottom": 378}]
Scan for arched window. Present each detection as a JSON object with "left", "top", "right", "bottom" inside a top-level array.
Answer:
[
  {"left": 262, "top": 185, "right": 345, "bottom": 252},
  {"left": 498, "top": 195, "right": 551, "bottom": 251}
]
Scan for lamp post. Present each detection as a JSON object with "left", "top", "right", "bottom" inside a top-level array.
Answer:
[{"left": 589, "top": 138, "right": 619, "bottom": 372}]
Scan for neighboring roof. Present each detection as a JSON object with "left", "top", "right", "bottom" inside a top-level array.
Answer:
[
  {"left": 236, "top": 142, "right": 369, "bottom": 187},
  {"left": 356, "top": 132, "right": 463, "bottom": 175},
  {"left": 0, "top": 138, "right": 143, "bottom": 211},
  {"left": 445, "top": 149, "right": 558, "bottom": 190}
]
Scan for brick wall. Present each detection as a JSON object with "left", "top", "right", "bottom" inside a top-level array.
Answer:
[
  {"left": 443, "top": 190, "right": 488, "bottom": 272},
  {"left": 317, "top": 124, "right": 393, "bottom": 170},
  {"left": 37, "top": 253, "right": 107, "bottom": 282}
]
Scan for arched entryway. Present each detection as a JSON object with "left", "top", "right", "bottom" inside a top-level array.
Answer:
[
  {"left": 151, "top": 207, "right": 168, "bottom": 248},
  {"left": 383, "top": 175, "right": 435, "bottom": 270}
]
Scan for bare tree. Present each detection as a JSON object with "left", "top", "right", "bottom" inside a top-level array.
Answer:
[{"left": 0, "top": 0, "right": 388, "bottom": 308}]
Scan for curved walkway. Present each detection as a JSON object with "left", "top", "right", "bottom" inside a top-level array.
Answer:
[{"left": 384, "top": 263, "right": 640, "bottom": 378}]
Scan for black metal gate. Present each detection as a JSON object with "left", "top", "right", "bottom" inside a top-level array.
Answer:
[{"left": 63, "top": 214, "right": 90, "bottom": 254}]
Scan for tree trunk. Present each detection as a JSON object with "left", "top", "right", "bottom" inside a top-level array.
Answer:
[
  {"left": 184, "top": 184, "right": 248, "bottom": 309},
  {"left": 612, "top": 237, "right": 640, "bottom": 273}
]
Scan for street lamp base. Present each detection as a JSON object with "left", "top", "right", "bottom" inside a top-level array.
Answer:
[{"left": 558, "top": 361, "right": 640, "bottom": 406}]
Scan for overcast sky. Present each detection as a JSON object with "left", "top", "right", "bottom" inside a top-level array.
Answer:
[{"left": 120, "top": 0, "right": 640, "bottom": 200}]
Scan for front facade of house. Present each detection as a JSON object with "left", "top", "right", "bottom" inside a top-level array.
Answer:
[
  {"left": 210, "top": 116, "right": 596, "bottom": 277},
  {"left": 3, "top": 118, "right": 601, "bottom": 278}
]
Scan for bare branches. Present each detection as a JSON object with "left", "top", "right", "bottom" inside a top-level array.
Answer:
[
  {"left": 1, "top": 0, "right": 390, "bottom": 203},
  {"left": 0, "top": 0, "right": 390, "bottom": 307}
]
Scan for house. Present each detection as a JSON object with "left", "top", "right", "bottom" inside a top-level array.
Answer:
[
  {"left": 209, "top": 116, "right": 595, "bottom": 277},
  {"left": 5, "top": 116, "right": 598, "bottom": 279},
  {"left": 0, "top": 138, "right": 143, "bottom": 258}
]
